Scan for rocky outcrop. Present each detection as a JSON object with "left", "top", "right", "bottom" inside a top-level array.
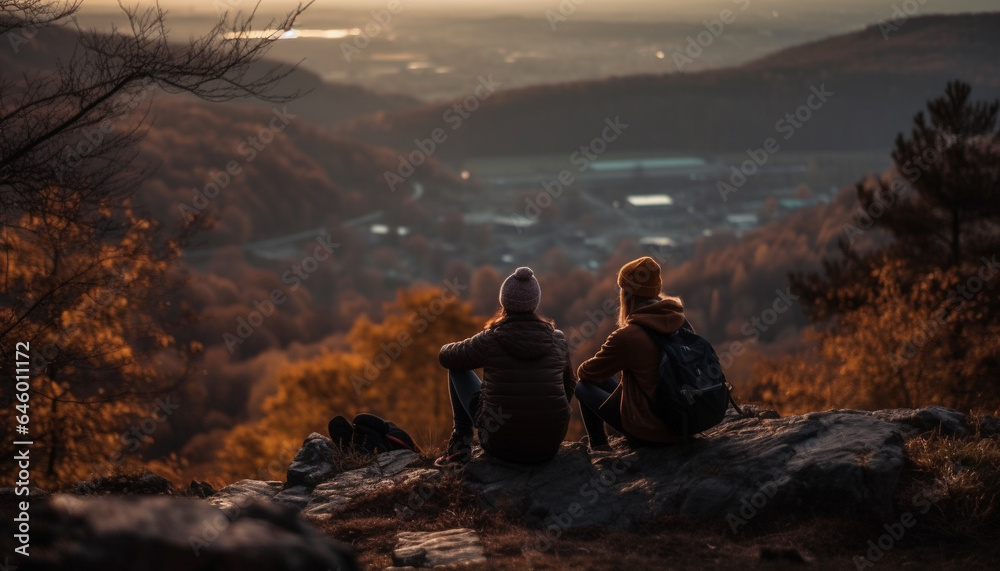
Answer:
[
  {"left": 209, "top": 479, "right": 284, "bottom": 511},
  {"left": 24, "top": 494, "right": 359, "bottom": 571},
  {"left": 303, "top": 450, "right": 434, "bottom": 521},
  {"left": 390, "top": 528, "right": 487, "bottom": 568},
  {"left": 209, "top": 406, "right": 974, "bottom": 533},
  {"left": 462, "top": 406, "right": 927, "bottom": 530},
  {"left": 15, "top": 405, "right": 979, "bottom": 570},
  {"left": 208, "top": 441, "right": 432, "bottom": 523},
  {"left": 286, "top": 432, "right": 339, "bottom": 487}
]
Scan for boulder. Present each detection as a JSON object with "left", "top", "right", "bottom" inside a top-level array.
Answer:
[
  {"left": 285, "top": 432, "right": 337, "bottom": 488},
  {"left": 273, "top": 485, "right": 314, "bottom": 510},
  {"left": 872, "top": 405, "right": 969, "bottom": 437},
  {"left": 391, "top": 528, "right": 487, "bottom": 568},
  {"left": 25, "top": 494, "right": 359, "bottom": 571},
  {"left": 463, "top": 407, "right": 963, "bottom": 529},
  {"left": 302, "top": 449, "right": 427, "bottom": 521},
  {"left": 209, "top": 479, "right": 283, "bottom": 512}
]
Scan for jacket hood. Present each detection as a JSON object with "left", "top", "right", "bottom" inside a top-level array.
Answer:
[
  {"left": 491, "top": 316, "right": 561, "bottom": 360},
  {"left": 626, "top": 298, "right": 686, "bottom": 334}
]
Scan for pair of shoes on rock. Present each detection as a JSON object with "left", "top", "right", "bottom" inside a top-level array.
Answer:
[
  {"left": 329, "top": 415, "right": 421, "bottom": 455},
  {"left": 328, "top": 415, "right": 355, "bottom": 450},
  {"left": 328, "top": 415, "right": 387, "bottom": 454},
  {"left": 433, "top": 430, "right": 473, "bottom": 468}
]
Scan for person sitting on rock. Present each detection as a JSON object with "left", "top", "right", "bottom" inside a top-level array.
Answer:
[
  {"left": 327, "top": 413, "right": 420, "bottom": 455},
  {"left": 436, "top": 266, "right": 576, "bottom": 467},
  {"left": 576, "top": 257, "right": 685, "bottom": 451}
]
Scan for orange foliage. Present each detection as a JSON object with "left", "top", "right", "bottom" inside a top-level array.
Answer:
[
  {"left": 213, "top": 287, "right": 482, "bottom": 481},
  {"left": 747, "top": 259, "right": 1000, "bottom": 415}
]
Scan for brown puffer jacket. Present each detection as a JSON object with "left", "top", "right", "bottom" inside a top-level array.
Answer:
[{"left": 439, "top": 314, "right": 575, "bottom": 464}]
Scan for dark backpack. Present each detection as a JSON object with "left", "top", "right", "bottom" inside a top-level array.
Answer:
[{"left": 637, "top": 323, "right": 743, "bottom": 440}]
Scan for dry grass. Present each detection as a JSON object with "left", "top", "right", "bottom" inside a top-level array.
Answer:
[
  {"left": 319, "top": 501, "right": 1000, "bottom": 571},
  {"left": 72, "top": 468, "right": 176, "bottom": 496},
  {"left": 900, "top": 428, "right": 1000, "bottom": 538},
  {"left": 330, "top": 443, "right": 381, "bottom": 474}
]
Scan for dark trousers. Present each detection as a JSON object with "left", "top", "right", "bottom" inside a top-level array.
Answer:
[
  {"left": 575, "top": 377, "right": 626, "bottom": 447},
  {"left": 448, "top": 369, "right": 482, "bottom": 435}
]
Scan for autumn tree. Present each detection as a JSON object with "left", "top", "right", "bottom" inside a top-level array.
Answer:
[
  {"left": 757, "top": 82, "right": 1000, "bottom": 414},
  {"left": 469, "top": 265, "right": 502, "bottom": 316},
  {"left": 215, "top": 287, "right": 482, "bottom": 480},
  {"left": 750, "top": 259, "right": 1000, "bottom": 414},
  {"left": 794, "top": 81, "right": 1000, "bottom": 321},
  {"left": 0, "top": 0, "right": 309, "bottom": 486}
]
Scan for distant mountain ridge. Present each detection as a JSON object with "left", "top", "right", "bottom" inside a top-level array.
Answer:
[
  {"left": 0, "top": 23, "right": 419, "bottom": 124},
  {"left": 329, "top": 12, "right": 1000, "bottom": 159}
]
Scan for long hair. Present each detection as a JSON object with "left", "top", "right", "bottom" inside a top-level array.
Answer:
[
  {"left": 484, "top": 306, "right": 555, "bottom": 330},
  {"left": 617, "top": 290, "right": 683, "bottom": 328}
]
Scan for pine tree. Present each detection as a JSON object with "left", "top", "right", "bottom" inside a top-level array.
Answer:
[
  {"left": 793, "top": 80, "right": 1000, "bottom": 321},
  {"left": 765, "top": 81, "right": 1000, "bottom": 414}
]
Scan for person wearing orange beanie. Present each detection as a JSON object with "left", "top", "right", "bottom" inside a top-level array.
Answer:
[{"left": 575, "top": 257, "right": 688, "bottom": 449}]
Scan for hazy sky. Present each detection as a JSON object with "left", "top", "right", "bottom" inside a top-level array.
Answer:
[{"left": 81, "top": 0, "right": 1000, "bottom": 20}]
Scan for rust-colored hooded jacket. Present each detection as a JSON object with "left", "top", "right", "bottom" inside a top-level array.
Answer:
[
  {"left": 577, "top": 298, "right": 686, "bottom": 444},
  {"left": 439, "top": 314, "right": 576, "bottom": 463}
]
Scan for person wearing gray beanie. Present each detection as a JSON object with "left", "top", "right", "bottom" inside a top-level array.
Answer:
[{"left": 436, "top": 266, "right": 575, "bottom": 467}]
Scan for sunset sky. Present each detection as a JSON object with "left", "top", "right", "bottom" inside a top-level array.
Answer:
[{"left": 81, "top": 0, "right": 1000, "bottom": 19}]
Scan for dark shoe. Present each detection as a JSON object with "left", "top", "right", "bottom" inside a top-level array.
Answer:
[
  {"left": 385, "top": 423, "right": 420, "bottom": 453},
  {"left": 582, "top": 435, "right": 609, "bottom": 452},
  {"left": 353, "top": 413, "right": 420, "bottom": 453},
  {"left": 353, "top": 424, "right": 391, "bottom": 454},
  {"left": 434, "top": 431, "right": 473, "bottom": 468},
  {"left": 327, "top": 415, "right": 354, "bottom": 450}
]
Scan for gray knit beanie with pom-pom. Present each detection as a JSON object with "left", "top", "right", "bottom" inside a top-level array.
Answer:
[{"left": 499, "top": 267, "right": 541, "bottom": 313}]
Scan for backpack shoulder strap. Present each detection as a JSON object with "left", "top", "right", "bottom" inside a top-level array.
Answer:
[{"left": 631, "top": 323, "right": 694, "bottom": 444}]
